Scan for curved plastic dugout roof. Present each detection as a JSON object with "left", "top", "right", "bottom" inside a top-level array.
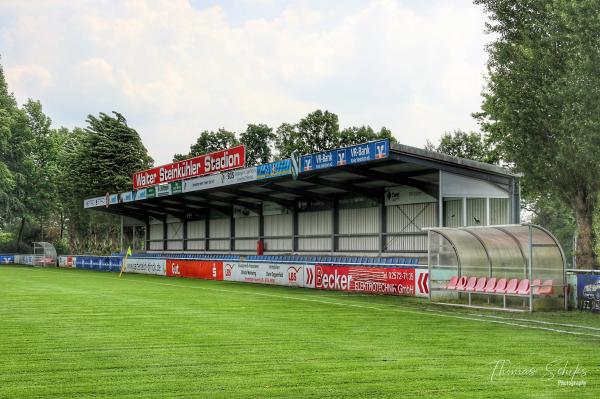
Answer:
[{"left": 426, "top": 224, "right": 565, "bottom": 280}]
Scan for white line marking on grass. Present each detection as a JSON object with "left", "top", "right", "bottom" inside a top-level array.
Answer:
[
  {"left": 117, "top": 277, "right": 600, "bottom": 339},
  {"left": 12, "top": 268, "right": 600, "bottom": 339},
  {"left": 465, "top": 312, "right": 600, "bottom": 332}
]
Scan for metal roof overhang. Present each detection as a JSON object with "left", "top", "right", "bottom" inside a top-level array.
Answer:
[{"left": 94, "top": 143, "right": 517, "bottom": 222}]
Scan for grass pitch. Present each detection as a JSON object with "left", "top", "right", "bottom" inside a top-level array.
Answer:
[{"left": 1, "top": 265, "right": 599, "bottom": 398}]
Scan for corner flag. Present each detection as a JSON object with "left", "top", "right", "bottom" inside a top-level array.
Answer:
[{"left": 119, "top": 246, "right": 132, "bottom": 278}]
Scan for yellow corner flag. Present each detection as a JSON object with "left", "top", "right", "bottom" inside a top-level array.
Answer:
[{"left": 119, "top": 246, "right": 132, "bottom": 278}]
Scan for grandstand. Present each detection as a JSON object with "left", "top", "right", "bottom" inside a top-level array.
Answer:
[{"left": 84, "top": 139, "right": 520, "bottom": 263}]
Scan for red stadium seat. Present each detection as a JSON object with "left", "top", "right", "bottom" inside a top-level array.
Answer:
[
  {"left": 531, "top": 279, "right": 542, "bottom": 295},
  {"left": 494, "top": 278, "right": 508, "bottom": 293},
  {"left": 516, "top": 279, "right": 530, "bottom": 295},
  {"left": 455, "top": 276, "right": 468, "bottom": 291},
  {"left": 463, "top": 276, "right": 478, "bottom": 292},
  {"left": 473, "top": 277, "right": 487, "bottom": 292},
  {"left": 504, "top": 278, "right": 519, "bottom": 295},
  {"left": 445, "top": 276, "right": 459, "bottom": 290},
  {"left": 537, "top": 280, "right": 554, "bottom": 296},
  {"left": 482, "top": 277, "right": 497, "bottom": 293}
]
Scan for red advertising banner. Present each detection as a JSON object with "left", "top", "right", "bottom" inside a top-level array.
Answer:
[
  {"left": 166, "top": 260, "right": 223, "bottom": 280},
  {"left": 133, "top": 145, "right": 246, "bottom": 189},
  {"left": 315, "top": 265, "right": 415, "bottom": 296}
]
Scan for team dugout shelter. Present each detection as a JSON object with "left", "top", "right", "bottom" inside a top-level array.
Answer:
[{"left": 84, "top": 139, "right": 521, "bottom": 261}]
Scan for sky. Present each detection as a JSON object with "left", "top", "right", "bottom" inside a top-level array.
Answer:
[{"left": 0, "top": 0, "right": 491, "bottom": 165}]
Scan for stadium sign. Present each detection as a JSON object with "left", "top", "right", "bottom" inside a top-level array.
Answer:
[
  {"left": 132, "top": 145, "right": 246, "bottom": 189},
  {"left": 183, "top": 167, "right": 257, "bottom": 193},
  {"left": 300, "top": 139, "right": 389, "bottom": 172},
  {"left": 256, "top": 159, "right": 292, "bottom": 179},
  {"left": 315, "top": 265, "right": 415, "bottom": 295},
  {"left": 125, "top": 258, "right": 166, "bottom": 275},
  {"left": 84, "top": 196, "right": 107, "bottom": 208},
  {"left": 223, "top": 262, "right": 304, "bottom": 287}
]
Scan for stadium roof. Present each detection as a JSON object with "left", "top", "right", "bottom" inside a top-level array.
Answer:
[{"left": 85, "top": 140, "right": 518, "bottom": 222}]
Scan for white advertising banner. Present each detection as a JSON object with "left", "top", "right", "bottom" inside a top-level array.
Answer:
[
  {"left": 223, "top": 262, "right": 306, "bottom": 287},
  {"left": 183, "top": 167, "right": 257, "bottom": 193},
  {"left": 385, "top": 186, "right": 436, "bottom": 206},
  {"left": 58, "top": 256, "right": 76, "bottom": 268},
  {"left": 83, "top": 196, "right": 107, "bottom": 208},
  {"left": 125, "top": 258, "right": 166, "bottom": 275}
]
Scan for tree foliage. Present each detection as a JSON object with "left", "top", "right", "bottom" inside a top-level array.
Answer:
[
  {"left": 240, "top": 124, "right": 275, "bottom": 166},
  {"left": 475, "top": 0, "right": 600, "bottom": 268},
  {"left": 275, "top": 109, "right": 395, "bottom": 158},
  {"left": 425, "top": 129, "right": 500, "bottom": 164},
  {"left": 173, "top": 129, "right": 239, "bottom": 162}
]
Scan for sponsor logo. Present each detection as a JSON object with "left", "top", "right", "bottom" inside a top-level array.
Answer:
[
  {"left": 287, "top": 266, "right": 300, "bottom": 283},
  {"left": 305, "top": 267, "right": 314, "bottom": 286},
  {"left": 133, "top": 145, "right": 245, "bottom": 189},
  {"left": 316, "top": 267, "right": 353, "bottom": 290},
  {"left": 417, "top": 272, "right": 429, "bottom": 294},
  {"left": 225, "top": 263, "right": 234, "bottom": 277}
]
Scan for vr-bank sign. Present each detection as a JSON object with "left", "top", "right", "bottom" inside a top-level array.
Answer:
[{"left": 301, "top": 139, "right": 389, "bottom": 172}]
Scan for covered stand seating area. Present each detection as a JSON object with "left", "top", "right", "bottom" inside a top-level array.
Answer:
[{"left": 427, "top": 224, "right": 566, "bottom": 311}]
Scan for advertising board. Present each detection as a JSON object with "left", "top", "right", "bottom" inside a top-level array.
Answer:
[
  {"left": 0, "top": 255, "right": 14, "bottom": 264},
  {"left": 256, "top": 159, "right": 292, "bottom": 179},
  {"left": 83, "top": 196, "right": 107, "bottom": 208},
  {"left": 125, "top": 258, "right": 166, "bottom": 275},
  {"left": 315, "top": 265, "right": 415, "bottom": 295},
  {"left": 300, "top": 139, "right": 389, "bottom": 172},
  {"left": 223, "top": 262, "right": 303, "bottom": 287},
  {"left": 166, "top": 259, "right": 223, "bottom": 280},
  {"left": 183, "top": 167, "right": 257, "bottom": 193},
  {"left": 133, "top": 145, "right": 246, "bottom": 189},
  {"left": 578, "top": 274, "right": 600, "bottom": 311},
  {"left": 58, "top": 256, "right": 76, "bottom": 268}
]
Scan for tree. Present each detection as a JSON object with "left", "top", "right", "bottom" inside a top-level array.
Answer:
[
  {"left": 240, "top": 124, "right": 275, "bottom": 166},
  {"left": 425, "top": 129, "right": 500, "bottom": 164},
  {"left": 63, "top": 113, "right": 152, "bottom": 253},
  {"left": 475, "top": 0, "right": 600, "bottom": 269},
  {"left": 78, "top": 112, "right": 153, "bottom": 194},
  {"left": 173, "top": 129, "right": 239, "bottom": 162},
  {"left": 338, "top": 125, "right": 395, "bottom": 148},
  {"left": 275, "top": 110, "right": 339, "bottom": 158}
]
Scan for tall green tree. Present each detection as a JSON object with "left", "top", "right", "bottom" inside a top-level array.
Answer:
[
  {"left": 425, "top": 129, "right": 500, "bottom": 164},
  {"left": 240, "top": 124, "right": 275, "bottom": 166},
  {"left": 173, "top": 129, "right": 239, "bottom": 162},
  {"left": 0, "top": 63, "right": 34, "bottom": 246},
  {"left": 77, "top": 112, "right": 153, "bottom": 194},
  {"left": 475, "top": 0, "right": 600, "bottom": 269},
  {"left": 275, "top": 110, "right": 340, "bottom": 158},
  {"left": 64, "top": 113, "right": 152, "bottom": 253}
]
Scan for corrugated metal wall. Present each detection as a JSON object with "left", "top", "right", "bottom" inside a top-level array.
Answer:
[
  {"left": 385, "top": 203, "right": 436, "bottom": 252},
  {"left": 444, "top": 199, "right": 462, "bottom": 227},
  {"left": 466, "top": 198, "right": 486, "bottom": 226},
  {"left": 149, "top": 224, "right": 163, "bottom": 250},
  {"left": 490, "top": 198, "right": 509, "bottom": 225},
  {"left": 167, "top": 221, "right": 183, "bottom": 250},
  {"left": 298, "top": 210, "right": 332, "bottom": 251},
  {"left": 187, "top": 220, "right": 205, "bottom": 250},
  {"left": 338, "top": 207, "right": 379, "bottom": 251},
  {"left": 235, "top": 217, "right": 259, "bottom": 250},
  {"left": 209, "top": 217, "right": 230, "bottom": 251},
  {"left": 264, "top": 214, "right": 292, "bottom": 251}
]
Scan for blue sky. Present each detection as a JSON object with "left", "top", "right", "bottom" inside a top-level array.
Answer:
[{"left": 0, "top": 0, "right": 490, "bottom": 165}]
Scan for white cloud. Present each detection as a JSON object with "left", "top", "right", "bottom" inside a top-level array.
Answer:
[{"left": 0, "top": 0, "right": 489, "bottom": 164}]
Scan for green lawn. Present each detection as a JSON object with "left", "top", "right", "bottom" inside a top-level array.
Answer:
[{"left": 0, "top": 265, "right": 598, "bottom": 399}]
